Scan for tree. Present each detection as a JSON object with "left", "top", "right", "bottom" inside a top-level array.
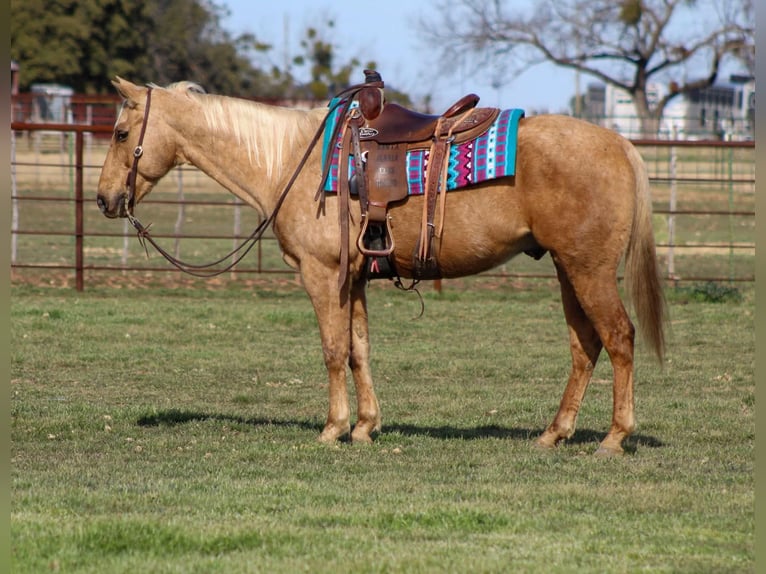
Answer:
[
  {"left": 289, "top": 20, "right": 411, "bottom": 106},
  {"left": 11, "top": 1, "right": 414, "bottom": 105},
  {"left": 420, "top": 0, "right": 754, "bottom": 136},
  {"left": 11, "top": 0, "right": 152, "bottom": 93},
  {"left": 291, "top": 21, "right": 375, "bottom": 100},
  {"left": 141, "top": 0, "right": 274, "bottom": 96},
  {"left": 10, "top": 0, "right": 275, "bottom": 95}
]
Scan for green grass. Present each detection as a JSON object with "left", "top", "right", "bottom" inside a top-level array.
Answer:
[{"left": 11, "top": 280, "right": 754, "bottom": 573}]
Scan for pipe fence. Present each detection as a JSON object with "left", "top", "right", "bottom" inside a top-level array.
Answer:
[{"left": 10, "top": 122, "right": 755, "bottom": 291}]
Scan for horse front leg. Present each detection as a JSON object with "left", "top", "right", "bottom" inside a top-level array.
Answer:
[
  {"left": 348, "top": 278, "right": 381, "bottom": 443},
  {"left": 301, "top": 260, "right": 353, "bottom": 443}
]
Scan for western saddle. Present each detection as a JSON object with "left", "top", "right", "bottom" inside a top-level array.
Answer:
[{"left": 323, "top": 70, "right": 500, "bottom": 285}]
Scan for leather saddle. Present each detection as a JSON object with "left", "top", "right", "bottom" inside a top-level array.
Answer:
[
  {"left": 329, "top": 70, "right": 500, "bottom": 283},
  {"left": 361, "top": 96, "right": 489, "bottom": 143}
]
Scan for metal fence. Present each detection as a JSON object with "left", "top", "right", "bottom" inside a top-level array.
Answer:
[{"left": 10, "top": 122, "right": 755, "bottom": 291}]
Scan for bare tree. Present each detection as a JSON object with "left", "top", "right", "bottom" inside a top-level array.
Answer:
[{"left": 421, "top": 0, "right": 754, "bottom": 136}]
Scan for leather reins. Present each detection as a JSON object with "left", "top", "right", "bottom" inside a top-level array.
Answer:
[{"left": 123, "top": 80, "right": 382, "bottom": 278}]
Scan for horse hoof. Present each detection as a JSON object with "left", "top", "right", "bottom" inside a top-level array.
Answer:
[
  {"left": 534, "top": 441, "right": 555, "bottom": 452},
  {"left": 534, "top": 434, "right": 559, "bottom": 450},
  {"left": 318, "top": 425, "right": 350, "bottom": 444},
  {"left": 317, "top": 433, "right": 336, "bottom": 444},
  {"left": 351, "top": 425, "right": 377, "bottom": 444}
]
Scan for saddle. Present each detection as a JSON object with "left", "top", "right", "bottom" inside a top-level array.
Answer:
[{"left": 327, "top": 70, "right": 500, "bottom": 285}]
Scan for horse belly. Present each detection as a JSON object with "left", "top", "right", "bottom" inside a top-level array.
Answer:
[{"left": 386, "top": 185, "right": 535, "bottom": 278}]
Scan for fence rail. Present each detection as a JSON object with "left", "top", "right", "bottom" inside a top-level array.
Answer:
[{"left": 10, "top": 122, "right": 755, "bottom": 290}]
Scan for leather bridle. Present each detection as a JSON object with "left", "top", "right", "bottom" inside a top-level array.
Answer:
[
  {"left": 120, "top": 80, "right": 382, "bottom": 279},
  {"left": 125, "top": 87, "right": 152, "bottom": 223}
]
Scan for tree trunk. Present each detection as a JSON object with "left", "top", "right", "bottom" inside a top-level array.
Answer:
[
  {"left": 633, "top": 90, "right": 662, "bottom": 139},
  {"left": 639, "top": 114, "right": 662, "bottom": 139}
]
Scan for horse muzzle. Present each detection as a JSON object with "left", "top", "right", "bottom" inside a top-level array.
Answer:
[{"left": 96, "top": 192, "right": 129, "bottom": 219}]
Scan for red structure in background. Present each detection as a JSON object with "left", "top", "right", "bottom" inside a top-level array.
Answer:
[
  {"left": 11, "top": 60, "right": 19, "bottom": 95},
  {"left": 10, "top": 61, "right": 121, "bottom": 138},
  {"left": 12, "top": 92, "right": 121, "bottom": 139}
]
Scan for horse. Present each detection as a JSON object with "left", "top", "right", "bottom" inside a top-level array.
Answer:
[{"left": 96, "top": 77, "right": 667, "bottom": 456}]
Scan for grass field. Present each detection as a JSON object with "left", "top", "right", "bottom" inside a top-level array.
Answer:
[{"left": 10, "top": 278, "right": 754, "bottom": 573}]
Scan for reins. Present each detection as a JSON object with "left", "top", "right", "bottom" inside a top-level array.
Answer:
[{"left": 124, "top": 79, "right": 382, "bottom": 278}]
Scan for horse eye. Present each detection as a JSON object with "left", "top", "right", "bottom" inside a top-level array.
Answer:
[{"left": 115, "top": 129, "right": 129, "bottom": 143}]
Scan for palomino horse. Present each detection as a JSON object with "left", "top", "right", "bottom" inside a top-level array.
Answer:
[{"left": 97, "top": 78, "right": 666, "bottom": 456}]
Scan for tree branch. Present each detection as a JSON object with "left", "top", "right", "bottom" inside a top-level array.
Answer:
[{"left": 419, "top": 0, "right": 753, "bottom": 132}]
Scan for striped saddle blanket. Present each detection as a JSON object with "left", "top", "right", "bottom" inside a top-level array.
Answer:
[{"left": 321, "top": 106, "right": 525, "bottom": 195}]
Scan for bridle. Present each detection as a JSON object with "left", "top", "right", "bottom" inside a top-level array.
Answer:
[
  {"left": 124, "top": 88, "right": 152, "bottom": 219},
  {"left": 121, "top": 80, "right": 381, "bottom": 278},
  {"left": 123, "top": 86, "right": 273, "bottom": 277}
]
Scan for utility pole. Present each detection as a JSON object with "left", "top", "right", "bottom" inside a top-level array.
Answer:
[
  {"left": 575, "top": 67, "right": 581, "bottom": 117},
  {"left": 283, "top": 14, "right": 290, "bottom": 73}
]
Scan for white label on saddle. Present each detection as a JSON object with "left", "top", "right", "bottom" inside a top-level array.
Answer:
[{"left": 359, "top": 127, "right": 379, "bottom": 138}]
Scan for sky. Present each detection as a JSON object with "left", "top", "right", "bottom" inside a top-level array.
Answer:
[
  {"left": 220, "top": 0, "right": 745, "bottom": 115},
  {"left": 220, "top": 0, "right": 578, "bottom": 114}
]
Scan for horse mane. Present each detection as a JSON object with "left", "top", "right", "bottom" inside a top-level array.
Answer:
[
  {"left": 156, "top": 81, "right": 324, "bottom": 178},
  {"left": 156, "top": 80, "right": 207, "bottom": 94}
]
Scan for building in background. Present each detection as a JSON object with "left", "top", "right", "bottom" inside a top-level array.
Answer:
[
  {"left": 29, "top": 83, "right": 75, "bottom": 123},
  {"left": 583, "top": 75, "right": 754, "bottom": 140}
]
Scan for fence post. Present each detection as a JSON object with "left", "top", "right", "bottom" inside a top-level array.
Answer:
[
  {"left": 231, "top": 197, "right": 242, "bottom": 279},
  {"left": 667, "top": 137, "right": 678, "bottom": 281},
  {"left": 11, "top": 129, "right": 18, "bottom": 264},
  {"left": 174, "top": 167, "right": 185, "bottom": 259},
  {"left": 75, "top": 131, "right": 84, "bottom": 291},
  {"left": 727, "top": 145, "right": 735, "bottom": 283}
]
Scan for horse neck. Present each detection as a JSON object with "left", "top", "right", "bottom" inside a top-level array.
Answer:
[{"left": 173, "top": 96, "right": 326, "bottom": 215}]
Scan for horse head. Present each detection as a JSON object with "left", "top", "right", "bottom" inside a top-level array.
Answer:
[{"left": 96, "top": 77, "right": 189, "bottom": 218}]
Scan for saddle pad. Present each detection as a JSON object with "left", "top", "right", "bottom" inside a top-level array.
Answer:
[{"left": 321, "top": 102, "right": 525, "bottom": 195}]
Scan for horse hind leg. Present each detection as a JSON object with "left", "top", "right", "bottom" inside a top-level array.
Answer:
[
  {"left": 585, "top": 282, "right": 636, "bottom": 457},
  {"left": 537, "top": 262, "right": 603, "bottom": 450},
  {"left": 549, "top": 261, "right": 637, "bottom": 456}
]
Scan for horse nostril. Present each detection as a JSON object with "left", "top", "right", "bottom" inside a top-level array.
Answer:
[{"left": 96, "top": 196, "right": 108, "bottom": 214}]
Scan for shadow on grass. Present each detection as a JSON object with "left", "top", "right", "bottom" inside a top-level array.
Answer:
[
  {"left": 137, "top": 408, "right": 664, "bottom": 451},
  {"left": 137, "top": 409, "right": 322, "bottom": 433},
  {"left": 385, "top": 423, "right": 665, "bottom": 451}
]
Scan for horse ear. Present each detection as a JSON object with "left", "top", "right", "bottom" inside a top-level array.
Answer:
[{"left": 111, "top": 77, "right": 145, "bottom": 104}]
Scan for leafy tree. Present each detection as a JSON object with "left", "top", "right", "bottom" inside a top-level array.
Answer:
[
  {"left": 291, "top": 21, "right": 375, "bottom": 100},
  {"left": 141, "top": 0, "right": 274, "bottom": 96},
  {"left": 10, "top": 0, "right": 274, "bottom": 95},
  {"left": 11, "top": 0, "right": 152, "bottom": 93},
  {"left": 11, "top": 1, "right": 414, "bottom": 106},
  {"left": 289, "top": 20, "right": 411, "bottom": 106},
  {"left": 421, "top": 0, "right": 754, "bottom": 136}
]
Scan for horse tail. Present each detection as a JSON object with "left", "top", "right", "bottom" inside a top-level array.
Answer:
[{"left": 623, "top": 140, "right": 667, "bottom": 363}]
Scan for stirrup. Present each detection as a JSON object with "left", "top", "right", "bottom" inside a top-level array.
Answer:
[{"left": 357, "top": 216, "right": 395, "bottom": 258}]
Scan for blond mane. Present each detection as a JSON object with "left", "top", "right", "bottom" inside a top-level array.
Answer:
[{"left": 160, "top": 82, "right": 325, "bottom": 178}]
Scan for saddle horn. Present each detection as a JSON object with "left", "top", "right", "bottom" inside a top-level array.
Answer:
[{"left": 359, "top": 69, "right": 384, "bottom": 121}]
